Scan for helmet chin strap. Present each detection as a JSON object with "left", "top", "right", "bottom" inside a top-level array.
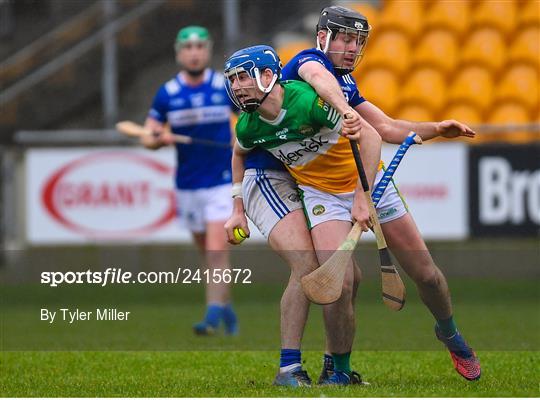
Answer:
[
  {"left": 316, "top": 29, "right": 333, "bottom": 53},
  {"left": 254, "top": 68, "right": 278, "bottom": 93},
  {"left": 242, "top": 91, "right": 271, "bottom": 113},
  {"left": 242, "top": 68, "right": 278, "bottom": 113}
]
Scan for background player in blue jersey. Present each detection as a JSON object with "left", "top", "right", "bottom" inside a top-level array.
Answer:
[
  {"left": 141, "top": 26, "right": 238, "bottom": 336},
  {"left": 281, "top": 6, "right": 480, "bottom": 382}
]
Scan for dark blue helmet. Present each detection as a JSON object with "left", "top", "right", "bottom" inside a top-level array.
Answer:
[{"left": 224, "top": 45, "right": 282, "bottom": 112}]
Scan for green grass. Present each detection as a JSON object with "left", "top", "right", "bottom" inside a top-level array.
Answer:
[
  {"left": 1, "top": 274, "right": 539, "bottom": 396},
  {"left": 1, "top": 350, "right": 539, "bottom": 397},
  {"left": 1, "top": 279, "right": 538, "bottom": 351}
]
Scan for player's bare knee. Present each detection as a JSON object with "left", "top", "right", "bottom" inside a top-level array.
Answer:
[
  {"left": 353, "top": 261, "right": 362, "bottom": 288},
  {"left": 416, "top": 269, "right": 442, "bottom": 290},
  {"left": 340, "top": 271, "right": 355, "bottom": 300}
]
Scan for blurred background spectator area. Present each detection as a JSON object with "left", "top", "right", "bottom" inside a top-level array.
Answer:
[
  {"left": 0, "top": 0, "right": 539, "bottom": 143},
  {"left": 277, "top": 0, "right": 540, "bottom": 143}
]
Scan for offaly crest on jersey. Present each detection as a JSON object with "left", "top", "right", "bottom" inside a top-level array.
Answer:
[{"left": 190, "top": 93, "right": 205, "bottom": 107}]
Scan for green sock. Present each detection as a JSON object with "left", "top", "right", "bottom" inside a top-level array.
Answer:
[
  {"left": 332, "top": 352, "right": 351, "bottom": 374},
  {"left": 437, "top": 315, "right": 458, "bottom": 337}
]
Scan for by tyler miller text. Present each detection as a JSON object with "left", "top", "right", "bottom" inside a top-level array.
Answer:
[{"left": 41, "top": 308, "right": 130, "bottom": 324}]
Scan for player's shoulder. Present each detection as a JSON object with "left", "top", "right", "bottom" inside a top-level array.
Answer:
[
  {"left": 282, "top": 80, "right": 318, "bottom": 105},
  {"left": 208, "top": 69, "right": 226, "bottom": 90},
  {"left": 236, "top": 112, "right": 255, "bottom": 136},
  {"left": 288, "top": 48, "right": 331, "bottom": 68},
  {"left": 282, "top": 79, "right": 315, "bottom": 93},
  {"left": 161, "top": 74, "right": 182, "bottom": 96},
  {"left": 341, "top": 73, "right": 357, "bottom": 85},
  {"left": 290, "top": 48, "right": 326, "bottom": 62}
]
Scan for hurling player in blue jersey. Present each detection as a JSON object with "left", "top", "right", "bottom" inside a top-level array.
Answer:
[
  {"left": 141, "top": 26, "right": 238, "bottom": 336},
  {"left": 281, "top": 6, "right": 480, "bottom": 382},
  {"left": 226, "top": 5, "right": 479, "bottom": 386}
]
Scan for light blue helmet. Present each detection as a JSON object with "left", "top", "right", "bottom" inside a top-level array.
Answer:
[{"left": 224, "top": 45, "right": 282, "bottom": 112}]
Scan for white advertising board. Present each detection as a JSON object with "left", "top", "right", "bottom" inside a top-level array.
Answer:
[
  {"left": 25, "top": 143, "right": 467, "bottom": 244},
  {"left": 26, "top": 147, "right": 187, "bottom": 244},
  {"left": 377, "top": 142, "right": 468, "bottom": 239}
]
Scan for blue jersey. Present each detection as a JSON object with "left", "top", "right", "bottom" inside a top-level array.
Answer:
[
  {"left": 244, "top": 148, "right": 286, "bottom": 170},
  {"left": 148, "top": 69, "right": 233, "bottom": 190},
  {"left": 281, "top": 48, "right": 366, "bottom": 108}
]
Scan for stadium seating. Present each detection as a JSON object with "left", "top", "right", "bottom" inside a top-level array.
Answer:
[
  {"left": 441, "top": 104, "right": 483, "bottom": 125},
  {"left": 494, "top": 64, "right": 540, "bottom": 113},
  {"left": 519, "top": 0, "right": 540, "bottom": 28},
  {"left": 394, "top": 104, "right": 433, "bottom": 122},
  {"left": 423, "top": 0, "right": 471, "bottom": 39},
  {"left": 328, "top": 1, "right": 540, "bottom": 142},
  {"left": 509, "top": 27, "right": 540, "bottom": 69},
  {"left": 276, "top": 40, "right": 312, "bottom": 65},
  {"left": 448, "top": 66, "right": 494, "bottom": 113},
  {"left": 355, "top": 67, "right": 399, "bottom": 114},
  {"left": 460, "top": 28, "right": 507, "bottom": 74},
  {"left": 486, "top": 102, "right": 537, "bottom": 143},
  {"left": 412, "top": 29, "right": 459, "bottom": 76},
  {"left": 400, "top": 67, "right": 447, "bottom": 113},
  {"left": 472, "top": 0, "right": 517, "bottom": 36},
  {"left": 360, "top": 30, "right": 411, "bottom": 76},
  {"left": 377, "top": 0, "right": 424, "bottom": 39}
]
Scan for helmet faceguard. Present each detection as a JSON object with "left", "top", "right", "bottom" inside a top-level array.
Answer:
[
  {"left": 224, "top": 45, "right": 282, "bottom": 113},
  {"left": 316, "top": 6, "right": 370, "bottom": 75}
]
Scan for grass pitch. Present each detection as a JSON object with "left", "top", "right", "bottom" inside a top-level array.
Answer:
[
  {"left": 1, "top": 350, "right": 539, "bottom": 397},
  {"left": 1, "top": 276, "right": 539, "bottom": 397}
]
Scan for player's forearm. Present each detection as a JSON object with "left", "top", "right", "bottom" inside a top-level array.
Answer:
[
  {"left": 232, "top": 196, "right": 245, "bottom": 214},
  {"left": 386, "top": 119, "right": 440, "bottom": 142},
  {"left": 231, "top": 149, "right": 246, "bottom": 213},
  {"left": 357, "top": 124, "right": 382, "bottom": 188},
  {"left": 299, "top": 64, "right": 351, "bottom": 115},
  {"left": 231, "top": 144, "right": 246, "bottom": 184},
  {"left": 356, "top": 102, "right": 440, "bottom": 144}
]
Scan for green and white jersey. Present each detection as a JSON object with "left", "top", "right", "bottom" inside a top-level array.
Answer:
[{"left": 236, "top": 80, "right": 359, "bottom": 194}]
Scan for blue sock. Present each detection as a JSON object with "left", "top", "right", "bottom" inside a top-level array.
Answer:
[
  {"left": 204, "top": 303, "right": 223, "bottom": 329},
  {"left": 222, "top": 303, "right": 238, "bottom": 334},
  {"left": 280, "top": 348, "right": 301, "bottom": 370},
  {"left": 323, "top": 353, "right": 334, "bottom": 370},
  {"left": 436, "top": 315, "right": 458, "bottom": 338}
]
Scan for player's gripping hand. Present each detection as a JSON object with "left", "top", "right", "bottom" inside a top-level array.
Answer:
[
  {"left": 436, "top": 120, "right": 476, "bottom": 139},
  {"left": 340, "top": 108, "right": 363, "bottom": 140},
  {"left": 159, "top": 131, "right": 176, "bottom": 145},
  {"left": 224, "top": 211, "right": 250, "bottom": 245},
  {"left": 140, "top": 126, "right": 175, "bottom": 149},
  {"left": 351, "top": 190, "right": 372, "bottom": 232}
]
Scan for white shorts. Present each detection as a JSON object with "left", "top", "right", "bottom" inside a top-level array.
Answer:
[
  {"left": 176, "top": 183, "right": 233, "bottom": 233},
  {"left": 242, "top": 168, "right": 304, "bottom": 238},
  {"left": 300, "top": 169, "right": 408, "bottom": 229}
]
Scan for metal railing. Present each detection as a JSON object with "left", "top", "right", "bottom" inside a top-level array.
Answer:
[{"left": 0, "top": 0, "right": 166, "bottom": 107}]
